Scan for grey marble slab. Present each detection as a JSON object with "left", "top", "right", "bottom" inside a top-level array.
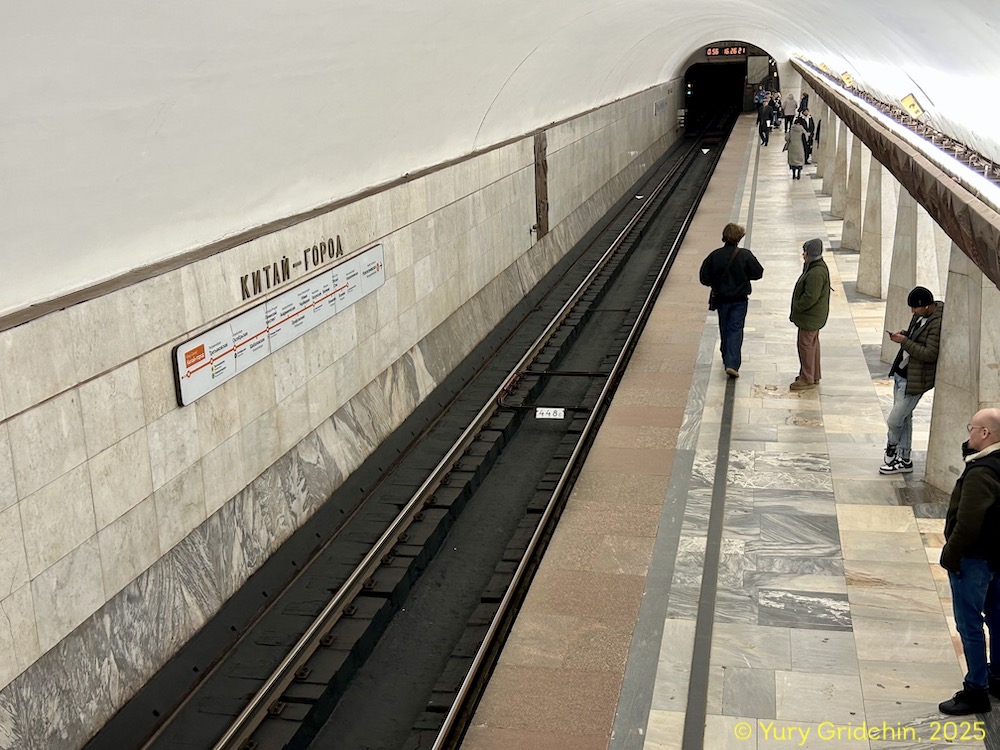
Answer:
[
  {"left": 755, "top": 553, "right": 845, "bottom": 576},
  {"left": 760, "top": 512, "right": 841, "bottom": 548},
  {"left": 757, "top": 589, "right": 852, "bottom": 631},
  {"left": 752, "top": 488, "right": 837, "bottom": 515},
  {"left": 722, "top": 667, "right": 776, "bottom": 718},
  {"left": 789, "top": 629, "right": 859, "bottom": 674}
]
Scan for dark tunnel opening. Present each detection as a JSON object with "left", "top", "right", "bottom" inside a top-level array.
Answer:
[{"left": 684, "top": 62, "right": 750, "bottom": 131}]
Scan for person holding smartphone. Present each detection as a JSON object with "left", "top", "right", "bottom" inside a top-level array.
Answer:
[{"left": 879, "top": 286, "right": 944, "bottom": 474}]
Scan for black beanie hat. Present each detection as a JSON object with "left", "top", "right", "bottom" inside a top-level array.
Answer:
[{"left": 907, "top": 286, "right": 934, "bottom": 307}]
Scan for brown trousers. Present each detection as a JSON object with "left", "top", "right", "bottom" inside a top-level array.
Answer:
[{"left": 797, "top": 328, "right": 822, "bottom": 384}]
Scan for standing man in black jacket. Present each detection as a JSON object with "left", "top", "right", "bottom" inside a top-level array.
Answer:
[
  {"left": 699, "top": 223, "right": 764, "bottom": 379},
  {"left": 938, "top": 407, "right": 1000, "bottom": 716}
]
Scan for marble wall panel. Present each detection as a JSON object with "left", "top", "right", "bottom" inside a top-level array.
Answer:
[
  {"left": 0, "top": 427, "right": 14, "bottom": 513},
  {"left": 89, "top": 428, "right": 152, "bottom": 530},
  {"left": 276, "top": 385, "right": 312, "bottom": 456},
  {"left": 31, "top": 537, "right": 104, "bottom": 652},
  {"left": 97, "top": 497, "right": 160, "bottom": 598},
  {"left": 145, "top": 404, "right": 200, "bottom": 491},
  {"left": 234, "top": 354, "right": 277, "bottom": 428},
  {"left": 194, "top": 374, "right": 241, "bottom": 456},
  {"left": 20, "top": 464, "right": 96, "bottom": 579},
  {"left": 7, "top": 389, "right": 86, "bottom": 500},
  {"left": 0, "top": 585, "right": 39, "bottom": 685},
  {"left": 0, "top": 507, "right": 28, "bottom": 600},
  {"left": 68, "top": 287, "right": 140, "bottom": 386},
  {"left": 153, "top": 462, "right": 207, "bottom": 554},
  {"left": 125, "top": 270, "right": 188, "bottom": 354},
  {"left": 138, "top": 343, "right": 181, "bottom": 424},
  {"left": 240, "top": 407, "right": 281, "bottom": 484},
  {"left": 0, "top": 313, "right": 79, "bottom": 417},
  {"left": 271, "top": 337, "right": 308, "bottom": 404},
  {"left": 201, "top": 432, "right": 247, "bottom": 516},
  {"left": 78, "top": 361, "right": 145, "bottom": 459}
]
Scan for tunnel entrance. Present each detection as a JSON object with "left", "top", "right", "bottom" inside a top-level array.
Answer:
[{"left": 682, "top": 42, "right": 776, "bottom": 132}]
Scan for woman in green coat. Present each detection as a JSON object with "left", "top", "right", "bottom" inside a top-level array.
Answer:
[{"left": 789, "top": 238, "right": 831, "bottom": 390}]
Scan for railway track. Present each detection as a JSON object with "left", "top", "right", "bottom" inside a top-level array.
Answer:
[{"left": 88, "top": 113, "right": 736, "bottom": 750}]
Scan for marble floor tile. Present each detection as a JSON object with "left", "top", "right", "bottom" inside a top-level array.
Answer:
[
  {"left": 774, "top": 670, "right": 866, "bottom": 724},
  {"left": 757, "top": 589, "right": 852, "bottom": 631},
  {"left": 839, "top": 529, "right": 927, "bottom": 564},
  {"left": 789, "top": 628, "right": 859, "bottom": 675},
  {"left": 852, "top": 617, "right": 957, "bottom": 663},
  {"left": 643, "top": 708, "right": 685, "bottom": 750},
  {"left": 722, "top": 667, "right": 776, "bottom": 718},
  {"left": 710, "top": 623, "right": 791, "bottom": 670},
  {"left": 837, "top": 505, "right": 918, "bottom": 533},
  {"left": 858, "top": 660, "right": 965, "bottom": 703},
  {"left": 703, "top": 714, "right": 758, "bottom": 750}
]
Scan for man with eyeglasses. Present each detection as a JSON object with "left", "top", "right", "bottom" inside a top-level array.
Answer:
[
  {"left": 938, "top": 408, "right": 1000, "bottom": 715},
  {"left": 879, "top": 286, "right": 943, "bottom": 474}
]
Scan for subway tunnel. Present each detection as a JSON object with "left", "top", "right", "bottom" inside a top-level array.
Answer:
[{"left": 1, "top": 2, "right": 999, "bottom": 748}]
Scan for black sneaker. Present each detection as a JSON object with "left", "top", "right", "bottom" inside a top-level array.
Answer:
[
  {"left": 883, "top": 444, "right": 897, "bottom": 464},
  {"left": 879, "top": 456, "right": 913, "bottom": 475},
  {"left": 939, "top": 686, "right": 991, "bottom": 715}
]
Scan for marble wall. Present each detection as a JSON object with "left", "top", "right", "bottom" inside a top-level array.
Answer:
[{"left": 0, "top": 81, "right": 680, "bottom": 748}]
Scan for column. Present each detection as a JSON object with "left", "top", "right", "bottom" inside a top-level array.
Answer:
[
  {"left": 821, "top": 110, "right": 839, "bottom": 195},
  {"left": 840, "top": 134, "right": 864, "bottom": 250},
  {"left": 856, "top": 159, "right": 897, "bottom": 297},
  {"left": 933, "top": 222, "right": 951, "bottom": 299},
  {"left": 881, "top": 189, "right": 918, "bottom": 362},
  {"left": 925, "top": 243, "right": 1000, "bottom": 491},
  {"left": 829, "top": 119, "right": 849, "bottom": 216},
  {"left": 814, "top": 101, "right": 829, "bottom": 179}
]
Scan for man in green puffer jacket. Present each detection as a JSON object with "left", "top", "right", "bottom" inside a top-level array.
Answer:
[
  {"left": 879, "top": 286, "right": 944, "bottom": 474},
  {"left": 789, "top": 238, "right": 831, "bottom": 391}
]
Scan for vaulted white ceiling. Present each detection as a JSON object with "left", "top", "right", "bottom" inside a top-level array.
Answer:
[{"left": 2, "top": 0, "right": 996, "bottom": 317}]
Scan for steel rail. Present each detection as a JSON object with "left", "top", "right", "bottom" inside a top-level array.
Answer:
[
  {"left": 430, "top": 132, "right": 724, "bottom": 750},
  {"left": 209, "top": 136, "right": 708, "bottom": 750}
]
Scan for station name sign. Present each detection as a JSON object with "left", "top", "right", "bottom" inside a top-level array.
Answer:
[{"left": 174, "top": 244, "right": 386, "bottom": 406}]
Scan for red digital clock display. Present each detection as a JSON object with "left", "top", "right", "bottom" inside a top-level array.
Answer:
[{"left": 706, "top": 46, "right": 747, "bottom": 57}]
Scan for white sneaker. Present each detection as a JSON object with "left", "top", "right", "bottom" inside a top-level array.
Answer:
[{"left": 879, "top": 456, "right": 913, "bottom": 475}]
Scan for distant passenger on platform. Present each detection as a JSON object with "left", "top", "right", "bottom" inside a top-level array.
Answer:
[
  {"left": 879, "top": 286, "right": 943, "bottom": 474},
  {"left": 789, "top": 238, "right": 830, "bottom": 391},
  {"left": 783, "top": 93, "right": 799, "bottom": 131},
  {"left": 785, "top": 118, "right": 807, "bottom": 179},
  {"left": 699, "top": 223, "right": 765, "bottom": 379},
  {"left": 754, "top": 86, "right": 767, "bottom": 111},
  {"left": 770, "top": 93, "right": 782, "bottom": 128},
  {"left": 799, "top": 92, "right": 809, "bottom": 112},
  {"left": 937, "top": 407, "right": 1000, "bottom": 716},
  {"left": 757, "top": 100, "right": 774, "bottom": 146},
  {"left": 800, "top": 108, "right": 815, "bottom": 163}
]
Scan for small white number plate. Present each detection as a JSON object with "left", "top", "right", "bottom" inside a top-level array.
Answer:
[{"left": 535, "top": 407, "right": 566, "bottom": 419}]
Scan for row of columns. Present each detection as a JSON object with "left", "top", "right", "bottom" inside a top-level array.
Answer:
[{"left": 803, "top": 87, "right": 1000, "bottom": 492}]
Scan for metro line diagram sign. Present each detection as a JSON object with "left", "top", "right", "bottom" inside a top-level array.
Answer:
[{"left": 173, "top": 244, "right": 385, "bottom": 406}]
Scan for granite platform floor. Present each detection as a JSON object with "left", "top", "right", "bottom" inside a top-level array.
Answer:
[{"left": 461, "top": 116, "right": 993, "bottom": 750}]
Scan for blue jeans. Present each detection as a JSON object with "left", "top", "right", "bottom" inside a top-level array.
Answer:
[
  {"left": 716, "top": 299, "right": 748, "bottom": 372},
  {"left": 948, "top": 557, "right": 1000, "bottom": 690},
  {"left": 886, "top": 374, "right": 923, "bottom": 460}
]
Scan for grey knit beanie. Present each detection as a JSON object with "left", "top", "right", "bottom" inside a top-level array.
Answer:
[{"left": 803, "top": 238, "right": 824, "bottom": 258}]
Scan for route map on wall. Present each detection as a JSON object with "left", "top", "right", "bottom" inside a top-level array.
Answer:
[{"left": 173, "top": 244, "right": 385, "bottom": 406}]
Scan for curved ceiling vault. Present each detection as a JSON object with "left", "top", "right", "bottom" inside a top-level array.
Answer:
[{"left": 1, "top": 0, "right": 997, "bottom": 316}]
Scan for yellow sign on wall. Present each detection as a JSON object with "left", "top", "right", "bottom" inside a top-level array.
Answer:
[
  {"left": 901, "top": 94, "right": 924, "bottom": 118},
  {"left": 841, "top": 71, "right": 854, "bottom": 87}
]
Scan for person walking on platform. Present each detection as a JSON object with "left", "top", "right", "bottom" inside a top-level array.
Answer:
[
  {"left": 938, "top": 407, "right": 1000, "bottom": 716},
  {"left": 700, "top": 223, "right": 764, "bottom": 379},
  {"left": 783, "top": 93, "right": 799, "bottom": 131},
  {"left": 800, "top": 108, "right": 815, "bottom": 163},
  {"left": 879, "top": 286, "right": 943, "bottom": 474},
  {"left": 799, "top": 92, "right": 809, "bottom": 113},
  {"left": 789, "top": 238, "right": 830, "bottom": 391},
  {"left": 757, "top": 99, "right": 774, "bottom": 145},
  {"left": 785, "top": 118, "right": 807, "bottom": 179}
]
